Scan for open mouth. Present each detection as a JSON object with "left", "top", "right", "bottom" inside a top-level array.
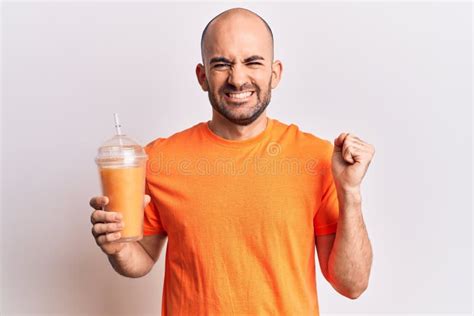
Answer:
[{"left": 224, "top": 91, "right": 255, "bottom": 103}]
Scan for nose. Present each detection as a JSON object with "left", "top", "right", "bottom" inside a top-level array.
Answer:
[{"left": 226, "top": 64, "right": 250, "bottom": 90}]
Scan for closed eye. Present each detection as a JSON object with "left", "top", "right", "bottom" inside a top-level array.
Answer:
[{"left": 214, "top": 62, "right": 262, "bottom": 68}]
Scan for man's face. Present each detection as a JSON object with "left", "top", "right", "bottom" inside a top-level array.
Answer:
[{"left": 197, "top": 15, "right": 280, "bottom": 126}]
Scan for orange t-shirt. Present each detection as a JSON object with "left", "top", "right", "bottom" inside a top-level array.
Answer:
[{"left": 143, "top": 117, "right": 339, "bottom": 315}]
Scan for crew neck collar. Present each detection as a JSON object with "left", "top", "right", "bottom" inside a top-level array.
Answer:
[{"left": 202, "top": 117, "right": 274, "bottom": 148}]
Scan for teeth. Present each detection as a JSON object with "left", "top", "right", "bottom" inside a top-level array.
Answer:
[{"left": 228, "top": 91, "right": 252, "bottom": 99}]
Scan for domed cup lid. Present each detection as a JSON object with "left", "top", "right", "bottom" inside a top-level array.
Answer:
[{"left": 95, "top": 114, "right": 148, "bottom": 167}]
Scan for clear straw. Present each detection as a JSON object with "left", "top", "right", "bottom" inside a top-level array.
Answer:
[
  {"left": 113, "top": 113, "right": 124, "bottom": 146},
  {"left": 114, "top": 113, "right": 123, "bottom": 135}
]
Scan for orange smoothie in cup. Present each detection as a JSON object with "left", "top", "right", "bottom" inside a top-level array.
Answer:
[{"left": 100, "top": 165, "right": 146, "bottom": 241}]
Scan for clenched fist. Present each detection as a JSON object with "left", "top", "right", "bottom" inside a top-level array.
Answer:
[{"left": 331, "top": 133, "right": 375, "bottom": 192}]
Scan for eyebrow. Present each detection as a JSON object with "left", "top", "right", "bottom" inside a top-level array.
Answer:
[{"left": 209, "top": 55, "right": 265, "bottom": 64}]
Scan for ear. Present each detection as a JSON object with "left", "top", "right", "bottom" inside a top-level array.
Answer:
[
  {"left": 195, "top": 63, "right": 209, "bottom": 92},
  {"left": 270, "top": 60, "right": 283, "bottom": 89}
]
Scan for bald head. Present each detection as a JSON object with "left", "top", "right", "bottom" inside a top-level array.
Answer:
[{"left": 200, "top": 8, "right": 274, "bottom": 63}]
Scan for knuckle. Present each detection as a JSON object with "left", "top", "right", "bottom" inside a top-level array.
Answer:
[
  {"left": 111, "top": 212, "right": 122, "bottom": 222},
  {"left": 105, "top": 233, "right": 113, "bottom": 242},
  {"left": 96, "top": 235, "right": 104, "bottom": 246},
  {"left": 91, "top": 210, "right": 102, "bottom": 223},
  {"left": 106, "top": 232, "right": 119, "bottom": 242},
  {"left": 107, "top": 212, "right": 117, "bottom": 222},
  {"left": 144, "top": 195, "right": 151, "bottom": 205},
  {"left": 105, "top": 222, "right": 118, "bottom": 232},
  {"left": 112, "top": 222, "right": 122, "bottom": 231},
  {"left": 92, "top": 223, "right": 102, "bottom": 236}
]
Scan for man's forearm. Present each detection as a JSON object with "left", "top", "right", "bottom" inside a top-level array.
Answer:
[
  {"left": 108, "top": 242, "right": 155, "bottom": 278},
  {"left": 327, "top": 188, "right": 373, "bottom": 299}
]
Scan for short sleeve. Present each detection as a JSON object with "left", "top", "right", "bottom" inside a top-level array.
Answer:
[
  {"left": 143, "top": 139, "right": 167, "bottom": 236},
  {"left": 314, "top": 167, "right": 340, "bottom": 236},
  {"left": 143, "top": 177, "right": 167, "bottom": 236}
]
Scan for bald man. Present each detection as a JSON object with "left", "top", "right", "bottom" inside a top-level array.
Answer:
[{"left": 90, "top": 8, "right": 374, "bottom": 315}]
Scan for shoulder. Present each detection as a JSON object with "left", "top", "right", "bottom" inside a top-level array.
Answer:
[
  {"left": 144, "top": 122, "right": 204, "bottom": 156},
  {"left": 272, "top": 118, "right": 334, "bottom": 160}
]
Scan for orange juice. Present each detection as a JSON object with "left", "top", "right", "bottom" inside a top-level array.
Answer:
[{"left": 99, "top": 165, "right": 146, "bottom": 241}]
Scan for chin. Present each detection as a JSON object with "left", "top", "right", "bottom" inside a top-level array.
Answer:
[{"left": 226, "top": 110, "right": 265, "bottom": 126}]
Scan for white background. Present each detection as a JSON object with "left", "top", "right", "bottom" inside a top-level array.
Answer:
[{"left": 1, "top": 1, "right": 472, "bottom": 315}]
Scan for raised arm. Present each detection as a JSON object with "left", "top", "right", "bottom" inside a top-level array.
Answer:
[{"left": 316, "top": 133, "right": 375, "bottom": 299}]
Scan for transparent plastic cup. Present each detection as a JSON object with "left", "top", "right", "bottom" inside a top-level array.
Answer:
[{"left": 95, "top": 115, "right": 148, "bottom": 242}]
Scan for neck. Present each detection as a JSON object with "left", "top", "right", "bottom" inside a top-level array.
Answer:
[{"left": 208, "top": 111, "right": 268, "bottom": 141}]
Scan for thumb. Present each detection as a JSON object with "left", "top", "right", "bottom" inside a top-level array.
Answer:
[
  {"left": 333, "top": 133, "right": 347, "bottom": 151},
  {"left": 144, "top": 194, "right": 151, "bottom": 207}
]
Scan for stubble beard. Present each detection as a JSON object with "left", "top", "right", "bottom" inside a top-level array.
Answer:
[{"left": 207, "top": 80, "right": 272, "bottom": 126}]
